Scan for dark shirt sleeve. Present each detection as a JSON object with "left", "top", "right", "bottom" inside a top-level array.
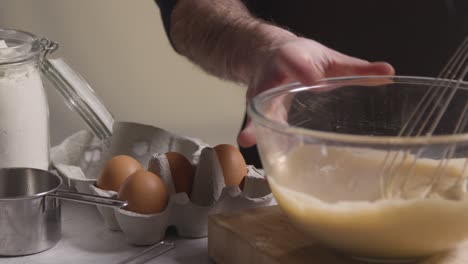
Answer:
[{"left": 154, "top": 0, "right": 179, "bottom": 50}]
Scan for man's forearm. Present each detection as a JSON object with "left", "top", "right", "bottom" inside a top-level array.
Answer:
[{"left": 170, "top": 0, "right": 296, "bottom": 84}]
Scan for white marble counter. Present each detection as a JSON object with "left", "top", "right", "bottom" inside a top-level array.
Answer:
[{"left": 0, "top": 201, "right": 212, "bottom": 264}]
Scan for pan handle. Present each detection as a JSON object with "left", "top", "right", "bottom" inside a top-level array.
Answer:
[{"left": 47, "top": 190, "right": 128, "bottom": 208}]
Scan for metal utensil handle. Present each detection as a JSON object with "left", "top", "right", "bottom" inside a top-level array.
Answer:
[
  {"left": 118, "top": 241, "right": 175, "bottom": 264},
  {"left": 47, "top": 190, "right": 127, "bottom": 208}
]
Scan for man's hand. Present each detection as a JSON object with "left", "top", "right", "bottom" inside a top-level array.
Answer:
[
  {"left": 237, "top": 36, "right": 395, "bottom": 147},
  {"left": 169, "top": 0, "right": 394, "bottom": 148}
]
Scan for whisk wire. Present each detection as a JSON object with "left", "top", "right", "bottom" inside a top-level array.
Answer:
[
  {"left": 397, "top": 36, "right": 468, "bottom": 138},
  {"left": 380, "top": 35, "right": 468, "bottom": 198}
]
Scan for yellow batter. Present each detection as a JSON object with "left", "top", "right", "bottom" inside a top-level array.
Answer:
[{"left": 265, "top": 145, "right": 468, "bottom": 259}]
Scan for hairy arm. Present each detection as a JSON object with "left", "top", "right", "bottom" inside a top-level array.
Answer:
[
  {"left": 167, "top": 0, "right": 394, "bottom": 147},
  {"left": 170, "top": 0, "right": 295, "bottom": 84}
]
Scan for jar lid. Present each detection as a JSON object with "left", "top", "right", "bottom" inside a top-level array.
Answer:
[
  {"left": 0, "top": 29, "right": 113, "bottom": 140},
  {"left": 43, "top": 55, "right": 114, "bottom": 140}
]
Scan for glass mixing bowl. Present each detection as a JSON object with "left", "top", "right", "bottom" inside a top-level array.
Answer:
[{"left": 248, "top": 76, "right": 468, "bottom": 263}]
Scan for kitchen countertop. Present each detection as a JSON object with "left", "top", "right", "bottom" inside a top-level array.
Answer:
[{"left": 1, "top": 201, "right": 212, "bottom": 264}]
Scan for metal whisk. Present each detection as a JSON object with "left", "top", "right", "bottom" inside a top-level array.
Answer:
[{"left": 380, "top": 35, "right": 468, "bottom": 199}]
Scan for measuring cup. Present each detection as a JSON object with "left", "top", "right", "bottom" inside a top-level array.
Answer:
[{"left": 0, "top": 167, "right": 127, "bottom": 256}]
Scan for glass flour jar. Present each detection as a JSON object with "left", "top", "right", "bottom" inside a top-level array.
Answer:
[{"left": 0, "top": 29, "right": 113, "bottom": 170}]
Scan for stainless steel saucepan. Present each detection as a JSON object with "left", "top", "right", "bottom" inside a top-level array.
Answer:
[{"left": 0, "top": 167, "right": 127, "bottom": 256}]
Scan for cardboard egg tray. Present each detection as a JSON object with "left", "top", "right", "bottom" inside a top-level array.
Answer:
[{"left": 51, "top": 122, "right": 274, "bottom": 245}]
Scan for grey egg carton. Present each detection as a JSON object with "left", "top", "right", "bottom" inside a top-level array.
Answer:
[{"left": 51, "top": 122, "right": 274, "bottom": 246}]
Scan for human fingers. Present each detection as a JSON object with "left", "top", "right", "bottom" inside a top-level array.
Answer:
[{"left": 237, "top": 118, "right": 256, "bottom": 148}]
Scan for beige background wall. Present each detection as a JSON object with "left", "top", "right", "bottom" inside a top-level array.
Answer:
[{"left": 0, "top": 0, "right": 245, "bottom": 146}]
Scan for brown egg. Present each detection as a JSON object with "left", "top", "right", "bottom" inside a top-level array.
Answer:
[
  {"left": 165, "top": 152, "right": 195, "bottom": 197},
  {"left": 213, "top": 144, "right": 247, "bottom": 187},
  {"left": 97, "top": 155, "right": 143, "bottom": 192},
  {"left": 118, "top": 170, "right": 168, "bottom": 214}
]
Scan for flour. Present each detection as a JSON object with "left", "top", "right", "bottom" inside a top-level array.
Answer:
[{"left": 0, "top": 61, "right": 49, "bottom": 169}]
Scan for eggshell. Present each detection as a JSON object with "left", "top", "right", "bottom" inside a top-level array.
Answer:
[
  {"left": 51, "top": 123, "right": 275, "bottom": 245},
  {"left": 165, "top": 152, "right": 195, "bottom": 197},
  {"left": 97, "top": 155, "right": 143, "bottom": 192},
  {"left": 213, "top": 144, "right": 247, "bottom": 186},
  {"left": 118, "top": 170, "right": 168, "bottom": 214}
]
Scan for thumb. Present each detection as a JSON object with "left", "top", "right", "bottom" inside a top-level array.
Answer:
[
  {"left": 237, "top": 118, "right": 257, "bottom": 148},
  {"left": 275, "top": 46, "right": 395, "bottom": 86},
  {"left": 327, "top": 55, "right": 395, "bottom": 78}
]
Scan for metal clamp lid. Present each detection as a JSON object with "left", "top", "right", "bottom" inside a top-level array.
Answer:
[{"left": 39, "top": 38, "right": 114, "bottom": 140}]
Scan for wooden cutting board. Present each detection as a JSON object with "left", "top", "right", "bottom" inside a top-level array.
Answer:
[{"left": 208, "top": 206, "right": 468, "bottom": 264}]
